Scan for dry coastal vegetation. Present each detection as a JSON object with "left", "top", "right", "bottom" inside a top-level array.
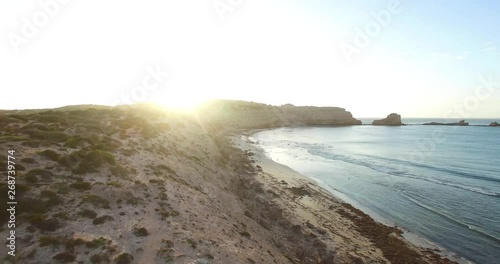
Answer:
[{"left": 0, "top": 101, "right": 457, "bottom": 263}]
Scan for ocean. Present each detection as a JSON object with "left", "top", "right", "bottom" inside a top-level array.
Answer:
[{"left": 252, "top": 119, "right": 500, "bottom": 264}]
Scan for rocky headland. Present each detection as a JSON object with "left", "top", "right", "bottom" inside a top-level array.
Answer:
[
  {"left": 197, "top": 100, "right": 362, "bottom": 129},
  {"left": 490, "top": 122, "right": 499, "bottom": 127},
  {"left": 372, "top": 113, "right": 403, "bottom": 126}
]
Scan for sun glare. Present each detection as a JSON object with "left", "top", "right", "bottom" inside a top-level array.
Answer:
[{"left": 154, "top": 96, "right": 206, "bottom": 112}]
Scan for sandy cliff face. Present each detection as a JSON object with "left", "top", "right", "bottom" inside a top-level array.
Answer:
[{"left": 197, "top": 100, "right": 362, "bottom": 129}]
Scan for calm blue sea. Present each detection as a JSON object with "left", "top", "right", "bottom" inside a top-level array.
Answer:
[{"left": 253, "top": 119, "right": 500, "bottom": 264}]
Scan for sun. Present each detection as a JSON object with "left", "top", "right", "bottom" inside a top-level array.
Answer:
[{"left": 153, "top": 96, "right": 206, "bottom": 112}]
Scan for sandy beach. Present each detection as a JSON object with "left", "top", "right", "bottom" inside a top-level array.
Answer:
[{"left": 233, "top": 133, "right": 465, "bottom": 264}]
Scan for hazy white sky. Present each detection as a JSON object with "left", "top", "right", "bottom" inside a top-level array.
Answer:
[{"left": 1, "top": 0, "right": 499, "bottom": 118}]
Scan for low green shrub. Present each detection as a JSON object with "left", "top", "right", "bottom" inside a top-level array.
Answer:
[
  {"left": 85, "top": 237, "right": 108, "bottom": 248},
  {"left": 92, "top": 215, "right": 114, "bottom": 225},
  {"left": 78, "top": 209, "right": 97, "bottom": 219},
  {"left": 40, "top": 190, "right": 58, "bottom": 198},
  {"left": 73, "top": 150, "right": 116, "bottom": 174},
  {"left": 239, "top": 231, "right": 251, "bottom": 238},
  {"left": 133, "top": 227, "right": 149, "bottom": 237},
  {"left": 26, "top": 169, "right": 54, "bottom": 180},
  {"left": 54, "top": 212, "right": 70, "bottom": 220},
  {"left": 25, "top": 174, "right": 38, "bottom": 183},
  {"left": 38, "top": 150, "right": 61, "bottom": 161},
  {"left": 52, "top": 252, "right": 76, "bottom": 263},
  {"left": 21, "top": 157, "right": 37, "bottom": 164},
  {"left": 30, "top": 216, "right": 61, "bottom": 232},
  {"left": 39, "top": 236, "right": 61, "bottom": 247},
  {"left": 65, "top": 238, "right": 85, "bottom": 249},
  {"left": 70, "top": 181, "right": 92, "bottom": 191},
  {"left": 21, "top": 140, "right": 41, "bottom": 147},
  {"left": 107, "top": 181, "right": 123, "bottom": 188},
  {"left": 31, "top": 131, "right": 69, "bottom": 143},
  {"left": 82, "top": 194, "right": 110, "bottom": 209},
  {"left": 64, "top": 136, "right": 92, "bottom": 149},
  {"left": 91, "top": 254, "right": 106, "bottom": 264},
  {"left": 115, "top": 253, "right": 134, "bottom": 264}
]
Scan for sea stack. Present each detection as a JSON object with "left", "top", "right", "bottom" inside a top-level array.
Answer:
[
  {"left": 372, "top": 113, "right": 403, "bottom": 126},
  {"left": 490, "top": 122, "right": 499, "bottom": 127}
]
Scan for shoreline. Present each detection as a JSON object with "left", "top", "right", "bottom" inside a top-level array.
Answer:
[{"left": 233, "top": 133, "right": 470, "bottom": 264}]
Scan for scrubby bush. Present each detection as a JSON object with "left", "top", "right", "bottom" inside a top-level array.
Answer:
[
  {"left": 70, "top": 181, "right": 92, "bottom": 191},
  {"left": 22, "top": 140, "right": 40, "bottom": 147},
  {"left": 37, "top": 114, "right": 62, "bottom": 123},
  {"left": 32, "top": 131, "right": 69, "bottom": 143},
  {"left": 39, "top": 236, "right": 61, "bottom": 247},
  {"left": 54, "top": 212, "right": 70, "bottom": 220},
  {"left": 124, "top": 194, "right": 141, "bottom": 206},
  {"left": 73, "top": 150, "right": 116, "bottom": 174},
  {"left": 91, "top": 254, "right": 108, "bottom": 264},
  {"left": 186, "top": 239, "right": 197, "bottom": 249},
  {"left": 92, "top": 215, "right": 114, "bottom": 225},
  {"left": 156, "top": 164, "right": 176, "bottom": 174},
  {"left": 107, "top": 181, "right": 123, "bottom": 188},
  {"left": 38, "top": 150, "right": 61, "bottom": 161},
  {"left": 115, "top": 253, "right": 134, "bottom": 264},
  {"left": 85, "top": 237, "right": 108, "bottom": 248},
  {"left": 54, "top": 183, "right": 70, "bottom": 194},
  {"left": 30, "top": 216, "right": 61, "bottom": 232},
  {"left": 21, "top": 157, "right": 37, "bottom": 164},
  {"left": 25, "top": 174, "right": 39, "bottom": 183},
  {"left": 0, "top": 135, "right": 27, "bottom": 143},
  {"left": 133, "top": 227, "right": 149, "bottom": 237},
  {"left": 120, "top": 148, "right": 138, "bottom": 157},
  {"left": 78, "top": 209, "right": 97, "bottom": 219},
  {"left": 64, "top": 136, "right": 93, "bottom": 149},
  {"left": 20, "top": 197, "right": 55, "bottom": 215},
  {"left": 239, "top": 231, "right": 251, "bottom": 238},
  {"left": 82, "top": 194, "right": 110, "bottom": 208},
  {"left": 64, "top": 238, "right": 85, "bottom": 249},
  {"left": 23, "top": 123, "right": 52, "bottom": 131},
  {"left": 26, "top": 169, "right": 54, "bottom": 181},
  {"left": 110, "top": 165, "right": 129, "bottom": 178},
  {"left": 41, "top": 190, "right": 58, "bottom": 198}
]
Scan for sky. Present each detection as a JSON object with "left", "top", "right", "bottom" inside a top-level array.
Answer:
[{"left": 0, "top": 0, "right": 499, "bottom": 118}]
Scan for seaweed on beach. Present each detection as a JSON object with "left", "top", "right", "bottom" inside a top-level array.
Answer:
[{"left": 338, "top": 203, "right": 456, "bottom": 264}]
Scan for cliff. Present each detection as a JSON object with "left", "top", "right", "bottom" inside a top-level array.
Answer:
[
  {"left": 372, "top": 113, "right": 403, "bottom": 126},
  {"left": 196, "top": 100, "right": 362, "bottom": 130}
]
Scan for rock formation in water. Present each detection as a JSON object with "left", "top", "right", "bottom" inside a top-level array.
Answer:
[
  {"left": 423, "top": 120, "right": 469, "bottom": 126},
  {"left": 372, "top": 113, "right": 402, "bottom": 126},
  {"left": 197, "top": 100, "right": 362, "bottom": 129},
  {"left": 490, "top": 122, "right": 499, "bottom": 127}
]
